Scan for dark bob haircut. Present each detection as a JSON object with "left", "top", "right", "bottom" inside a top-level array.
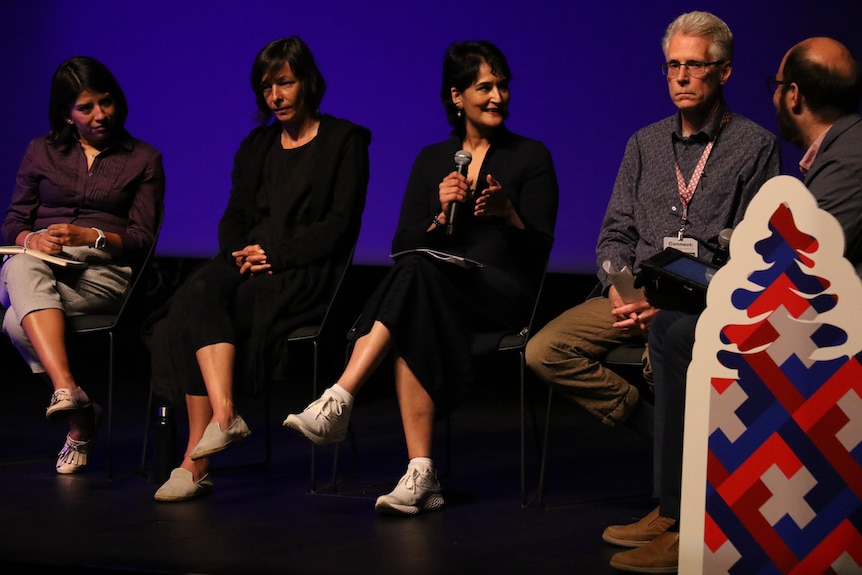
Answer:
[
  {"left": 251, "top": 37, "right": 327, "bottom": 124},
  {"left": 440, "top": 40, "right": 512, "bottom": 135},
  {"left": 47, "top": 57, "right": 128, "bottom": 148}
]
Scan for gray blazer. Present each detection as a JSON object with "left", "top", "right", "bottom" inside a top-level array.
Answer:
[{"left": 804, "top": 113, "right": 862, "bottom": 276}]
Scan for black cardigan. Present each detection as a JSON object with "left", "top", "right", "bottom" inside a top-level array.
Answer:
[{"left": 393, "top": 128, "right": 558, "bottom": 290}]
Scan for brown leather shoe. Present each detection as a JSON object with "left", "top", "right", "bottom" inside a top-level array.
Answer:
[
  {"left": 602, "top": 506, "right": 676, "bottom": 547},
  {"left": 609, "top": 531, "right": 679, "bottom": 573}
]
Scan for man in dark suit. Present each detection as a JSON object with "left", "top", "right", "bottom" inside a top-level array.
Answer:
[
  {"left": 607, "top": 36, "right": 862, "bottom": 574},
  {"left": 773, "top": 36, "right": 862, "bottom": 277}
]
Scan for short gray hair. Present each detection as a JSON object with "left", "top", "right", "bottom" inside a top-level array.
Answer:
[{"left": 662, "top": 11, "right": 734, "bottom": 62}]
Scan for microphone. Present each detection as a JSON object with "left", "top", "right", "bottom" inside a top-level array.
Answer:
[
  {"left": 447, "top": 150, "right": 473, "bottom": 236},
  {"left": 711, "top": 228, "right": 733, "bottom": 267}
]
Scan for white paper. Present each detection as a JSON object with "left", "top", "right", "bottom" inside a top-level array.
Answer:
[
  {"left": 390, "top": 248, "right": 485, "bottom": 269},
  {"left": 602, "top": 260, "right": 644, "bottom": 303}
]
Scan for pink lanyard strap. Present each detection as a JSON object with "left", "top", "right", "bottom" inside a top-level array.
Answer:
[{"left": 674, "top": 111, "right": 732, "bottom": 239}]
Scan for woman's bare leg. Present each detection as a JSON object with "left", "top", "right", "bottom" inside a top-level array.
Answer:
[
  {"left": 336, "top": 320, "right": 393, "bottom": 396},
  {"left": 195, "top": 342, "right": 236, "bottom": 428},
  {"left": 284, "top": 320, "right": 394, "bottom": 444},
  {"left": 21, "top": 309, "right": 75, "bottom": 391},
  {"left": 22, "top": 309, "right": 97, "bottom": 439},
  {"left": 393, "top": 356, "right": 434, "bottom": 459},
  {"left": 374, "top": 357, "right": 443, "bottom": 516},
  {"left": 177, "top": 394, "right": 213, "bottom": 481}
]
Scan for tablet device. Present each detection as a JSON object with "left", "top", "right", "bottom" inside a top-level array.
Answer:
[
  {"left": 653, "top": 249, "right": 716, "bottom": 287},
  {"left": 635, "top": 248, "right": 719, "bottom": 312}
]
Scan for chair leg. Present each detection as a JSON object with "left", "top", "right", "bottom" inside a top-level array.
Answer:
[
  {"left": 310, "top": 340, "right": 359, "bottom": 493},
  {"left": 140, "top": 379, "right": 154, "bottom": 475},
  {"left": 107, "top": 331, "right": 115, "bottom": 480},
  {"left": 537, "top": 385, "right": 554, "bottom": 507},
  {"left": 310, "top": 340, "right": 319, "bottom": 491},
  {"left": 520, "top": 350, "right": 526, "bottom": 507},
  {"left": 262, "top": 369, "right": 272, "bottom": 466},
  {"left": 311, "top": 340, "right": 364, "bottom": 494},
  {"left": 330, "top": 426, "right": 359, "bottom": 492},
  {"left": 444, "top": 415, "right": 452, "bottom": 479}
]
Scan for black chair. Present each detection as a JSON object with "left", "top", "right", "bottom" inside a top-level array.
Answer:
[
  {"left": 265, "top": 242, "right": 358, "bottom": 469},
  {"left": 535, "top": 284, "right": 649, "bottom": 506},
  {"left": 66, "top": 209, "right": 164, "bottom": 479},
  {"left": 499, "top": 267, "right": 550, "bottom": 507}
]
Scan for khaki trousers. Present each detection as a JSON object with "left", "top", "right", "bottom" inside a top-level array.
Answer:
[{"left": 526, "top": 296, "right": 649, "bottom": 426}]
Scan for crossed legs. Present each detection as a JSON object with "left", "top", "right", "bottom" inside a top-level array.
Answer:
[
  {"left": 285, "top": 319, "right": 442, "bottom": 514},
  {"left": 22, "top": 309, "right": 98, "bottom": 442},
  {"left": 334, "top": 320, "right": 434, "bottom": 458}
]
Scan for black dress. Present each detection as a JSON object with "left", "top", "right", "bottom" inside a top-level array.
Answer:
[
  {"left": 150, "top": 116, "right": 370, "bottom": 403},
  {"left": 353, "top": 128, "right": 558, "bottom": 412}
]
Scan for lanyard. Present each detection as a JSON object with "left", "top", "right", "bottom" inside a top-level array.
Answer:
[{"left": 674, "top": 111, "right": 732, "bottom": 239}]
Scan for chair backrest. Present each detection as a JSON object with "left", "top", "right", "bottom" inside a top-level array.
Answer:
[
  {"left": 498, "top": 257, "right": 550, "bottom": 352},
  {"left": 586, "top": 281, "right": 603, "bottom": 300},
  {"left": 67, "top": 208, "right": 164, "bottom": 334},
  {"left": 285, "top": 240, "right": 357, "bottom": 341}
]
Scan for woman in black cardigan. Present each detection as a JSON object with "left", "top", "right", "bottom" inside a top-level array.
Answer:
[
  {"left": 151, "top": 37, "right": 370, "bottom": 501},
  {"left": 285, "top": 40, "right": 558, "bottom": 516}
]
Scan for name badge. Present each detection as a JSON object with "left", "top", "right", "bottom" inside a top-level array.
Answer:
[{"left": 663, "top": 237, "right": 699, "bottom": 257}]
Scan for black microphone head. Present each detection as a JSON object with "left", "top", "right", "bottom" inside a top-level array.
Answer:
[
  {"left": 711, "top": 228, "right": 733, "bottom": 267},
  {"left": 454, "top": 150, "right": 472, "bottom": 168},
  {"left": 718, "top": 228, "right": 733, "bottom": 248}
]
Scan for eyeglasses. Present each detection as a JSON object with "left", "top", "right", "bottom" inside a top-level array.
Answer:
[
  {"left": 766, "top": 76, "right": 791, "bottom": 94},
  {"left": 661, "top": 60, "right": 724, "bottom": 78}
]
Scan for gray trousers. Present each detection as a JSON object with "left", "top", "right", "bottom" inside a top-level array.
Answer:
[{"left": 0, "top": 247, "right": 130, "bottom": 373}]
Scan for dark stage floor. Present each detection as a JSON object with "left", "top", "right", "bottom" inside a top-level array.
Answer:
[{"left": 0, "top": 264, "right": 655, "bottom": 575}]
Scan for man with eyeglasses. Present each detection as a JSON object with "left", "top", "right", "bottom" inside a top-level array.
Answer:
[
  {"left": 605, "top": 36, "right": 862, "bottom": 574},
  {"left": 526, "top": 13, "right": 779, "bottom": 571},
  {"left": 771, "top": 37, "right": 862, "bottom": 271}
]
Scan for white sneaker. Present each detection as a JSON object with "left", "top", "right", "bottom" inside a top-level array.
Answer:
[
  {"left": 283, "top": 389, "right": 351, "bottom": 446},
  {"left": 375, "top": 466, "right": 444, "bottom": 516}
]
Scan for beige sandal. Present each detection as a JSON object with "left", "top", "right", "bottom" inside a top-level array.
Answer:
[
  {"left": 154, "top": 468, "right": 214, "bottom": 502},
  {"left": 55, "top": 404, "right": 102, "bottom": 474}
]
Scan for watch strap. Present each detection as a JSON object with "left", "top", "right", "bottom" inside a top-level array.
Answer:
[{"left": 92, "top": 227, "right": 107, "bottom": 249}]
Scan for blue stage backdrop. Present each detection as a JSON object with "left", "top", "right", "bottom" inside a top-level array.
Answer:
[{"left": 2, "top": 1, "right": 860, "bottom": 272}]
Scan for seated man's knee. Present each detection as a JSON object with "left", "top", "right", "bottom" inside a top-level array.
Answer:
[{"left": 525, "top": 322, "right": 579, "bottom": 373}]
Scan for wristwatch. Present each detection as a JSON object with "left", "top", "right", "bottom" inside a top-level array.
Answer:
[{"left": 92, "top": 227, "right": 107, "bottom": 249}]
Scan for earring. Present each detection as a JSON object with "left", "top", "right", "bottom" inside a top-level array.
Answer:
[
  {"left": 456, "top": 109, "right": 463, "bottom": 118},
  {"left": 66, "top": 119, "right": 74, "bottom": 125}
]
